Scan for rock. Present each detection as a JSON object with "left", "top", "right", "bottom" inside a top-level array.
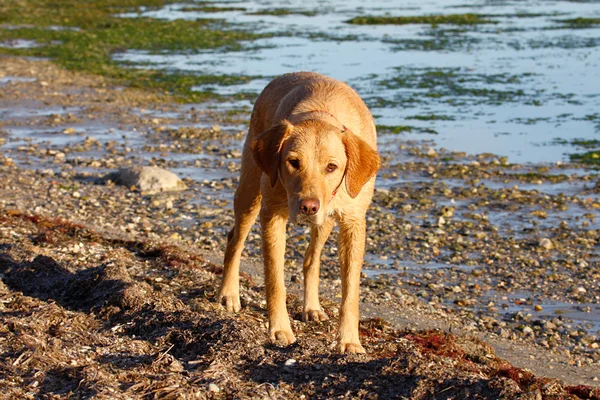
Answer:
[
  {"left": 534, "top": 305, "right": 543, "bottom": 312},
  {"left": 108, "top": 166, "right": 186, "bottom": 195},
  {"left": 538, "top": 238, "right": 553, "bottom": 250},
  {"left": 208, "top": 383, "right": 220, "bottom": 393},
  {"left": 426, "top": 147, "right": 437, "bottom": 157},
  {"left": 498, "top": 328, "right": 511, "bottom": 339},
  {"left": 284, "top": 358, "right": 297, "bottom": 367},
  {"left": 544, "top": 321, "right": 556, "bottom": 330},
  {"left": 522, "top": 326, "right": 534, "bottom": 336},
  {"left": 580, "top": 335, "right": 597, "bottom": 345}
]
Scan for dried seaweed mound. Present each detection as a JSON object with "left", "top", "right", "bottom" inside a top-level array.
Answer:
[{"left": 1, "top": 211, "right": 599, "bottom": 399}]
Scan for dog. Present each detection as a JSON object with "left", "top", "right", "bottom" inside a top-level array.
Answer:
[{"left": 217, "top": 72, "right": 381, "bottom": 353}]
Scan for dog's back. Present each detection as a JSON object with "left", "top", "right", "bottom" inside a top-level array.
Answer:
[{"left": 249, "top": 72, "right": 376, "bottom": 148}]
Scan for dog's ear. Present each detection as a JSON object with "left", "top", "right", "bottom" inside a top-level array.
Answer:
[
  {"left": 342, "top": 130, "right": 381, "bottom": 198},
  {"left": 251, "top": 121, "right": 293, "bottom": 187}
]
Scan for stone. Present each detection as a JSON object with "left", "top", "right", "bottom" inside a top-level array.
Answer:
[
  {"left": 543, "top": 321, "right": 556, "bottom": 330},
  {"left": 522, "top": 326, "right": 534, "bottom": 336},
  {"left": 109, "top": 166, "right": 186, "bottom": 195},
  {"left": 284, "top": 358, "right": 297, "bottom": 367},
  {"left": 538, "top": 238, "right": 553, "bottom": 250},
  {"left": 498, "top": 328, "right": 511, "bottom": 339}
]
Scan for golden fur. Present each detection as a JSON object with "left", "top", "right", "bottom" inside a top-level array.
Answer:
[{"left": 217, "top": 72, "right": 381, "bottom": 353}]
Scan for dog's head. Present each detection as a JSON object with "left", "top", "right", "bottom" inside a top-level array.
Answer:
[{"left": 251, "top": 119, "right": 380, "bottom": 225}]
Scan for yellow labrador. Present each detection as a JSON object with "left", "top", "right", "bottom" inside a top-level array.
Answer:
[{"left": 217, "top": 72, "right": 380, "bottom": 353}]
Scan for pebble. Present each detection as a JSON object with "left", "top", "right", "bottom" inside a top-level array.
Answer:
[
  {"left": 538, "top": 238, "right": 553, "bottom": 250},
  {"left": 544, "top": 321, "right": 556, "bottom": 330},
  {"left": 284, "top": 358, "right": 297, "bottom": 367},
  {"left": 208, "top": 383, "right": 220, "bottom": 393}
]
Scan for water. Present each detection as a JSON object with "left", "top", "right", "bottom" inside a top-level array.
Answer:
[
  {"left": 362, "top": 266, "right": 600, "bottom": 334},
  {"left": 486, "top": 291, "right": 600, "bottom": 334},
  {"left": 115, "top": 0, "right": 600, "bottom": 164}
]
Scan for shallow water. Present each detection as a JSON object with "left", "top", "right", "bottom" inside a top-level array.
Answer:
[
  {"left": 363, "top": 266, "right": 600, "bottom": 334},
  {"left": 485, "top": 290, "right": 600, "bottom": 335},
  {"left": 116, "top": 0, "right": 600, "bottom": 163}
]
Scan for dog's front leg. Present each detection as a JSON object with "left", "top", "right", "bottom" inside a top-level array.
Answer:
[
  {"left": 260, "top": 205, "right": 296, "bottom": 346},
  {"left": 303, "top": 217, "right": 334, "bottom": 322},
  {"left": 337, "top": 215, "right": 366, "bottom": 354}
]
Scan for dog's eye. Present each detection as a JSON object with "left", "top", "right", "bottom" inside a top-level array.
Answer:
[
  {"left": 288, "top": 159, "right": 300, "bottom": 169},
  {"left": 326, "top": 163, "right": 338, "bottom": 173}
]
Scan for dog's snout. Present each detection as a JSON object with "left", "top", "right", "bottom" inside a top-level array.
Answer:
[{"left": 299, "top": 198, "right": 320, "bottom": 216}]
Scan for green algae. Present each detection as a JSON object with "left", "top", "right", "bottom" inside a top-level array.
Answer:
[
  {"left": 0, "top": 0, "right": 265, "bottom": 102},
  {"left": 556, "top": 17, "right": 600, "bottom": 28},
  {"left": 376, "top": 68, "right": 533, "bottom": 106},
  {"left": 553, "top": 138, "right": 600, "bottom": 165},
  {"left": 248, "top": 9, "right": 318, "bottom": 17},
  {"left": 570, "top": 151, "right": 600, "bottom": 165},
  {"left": 572, "top": 139, "right": 600, "bottom": 149},
  {"left": 346, "top": 14, "right": 495, "bottom": 26},
  {"left": 377, "top": 125, "right": 438, "bottom": 135},
  {"left": 179, "top": 6, "right": 247, "bottom": 13},
  {"left": 406, "top": 114, "right": 455, "bottom": 121}
]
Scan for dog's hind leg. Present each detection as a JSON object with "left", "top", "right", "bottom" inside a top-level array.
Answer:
[
  {"left": 302, "top": 217, "right": 334, "bottom": 322},
  {"left": 217, "top": 144, "right": 262, "bottom": 312}
]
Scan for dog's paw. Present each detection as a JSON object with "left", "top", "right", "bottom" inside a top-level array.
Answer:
[
  {"left": 303, "top": 309, "right": 329, "bottom": 322},
  {"left": 270, "top": 330, "right": 296, "bottom": 346},
  {"left": 339, "top": 342, "right": 366, "bottom": 354},
  {"left": 217, "top": 294, "right": 241, "bottom": 313}
]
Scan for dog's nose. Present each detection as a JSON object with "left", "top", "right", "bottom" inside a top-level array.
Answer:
[{"left": 299, "top": 198, "right": 320, "bottom": 216}]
